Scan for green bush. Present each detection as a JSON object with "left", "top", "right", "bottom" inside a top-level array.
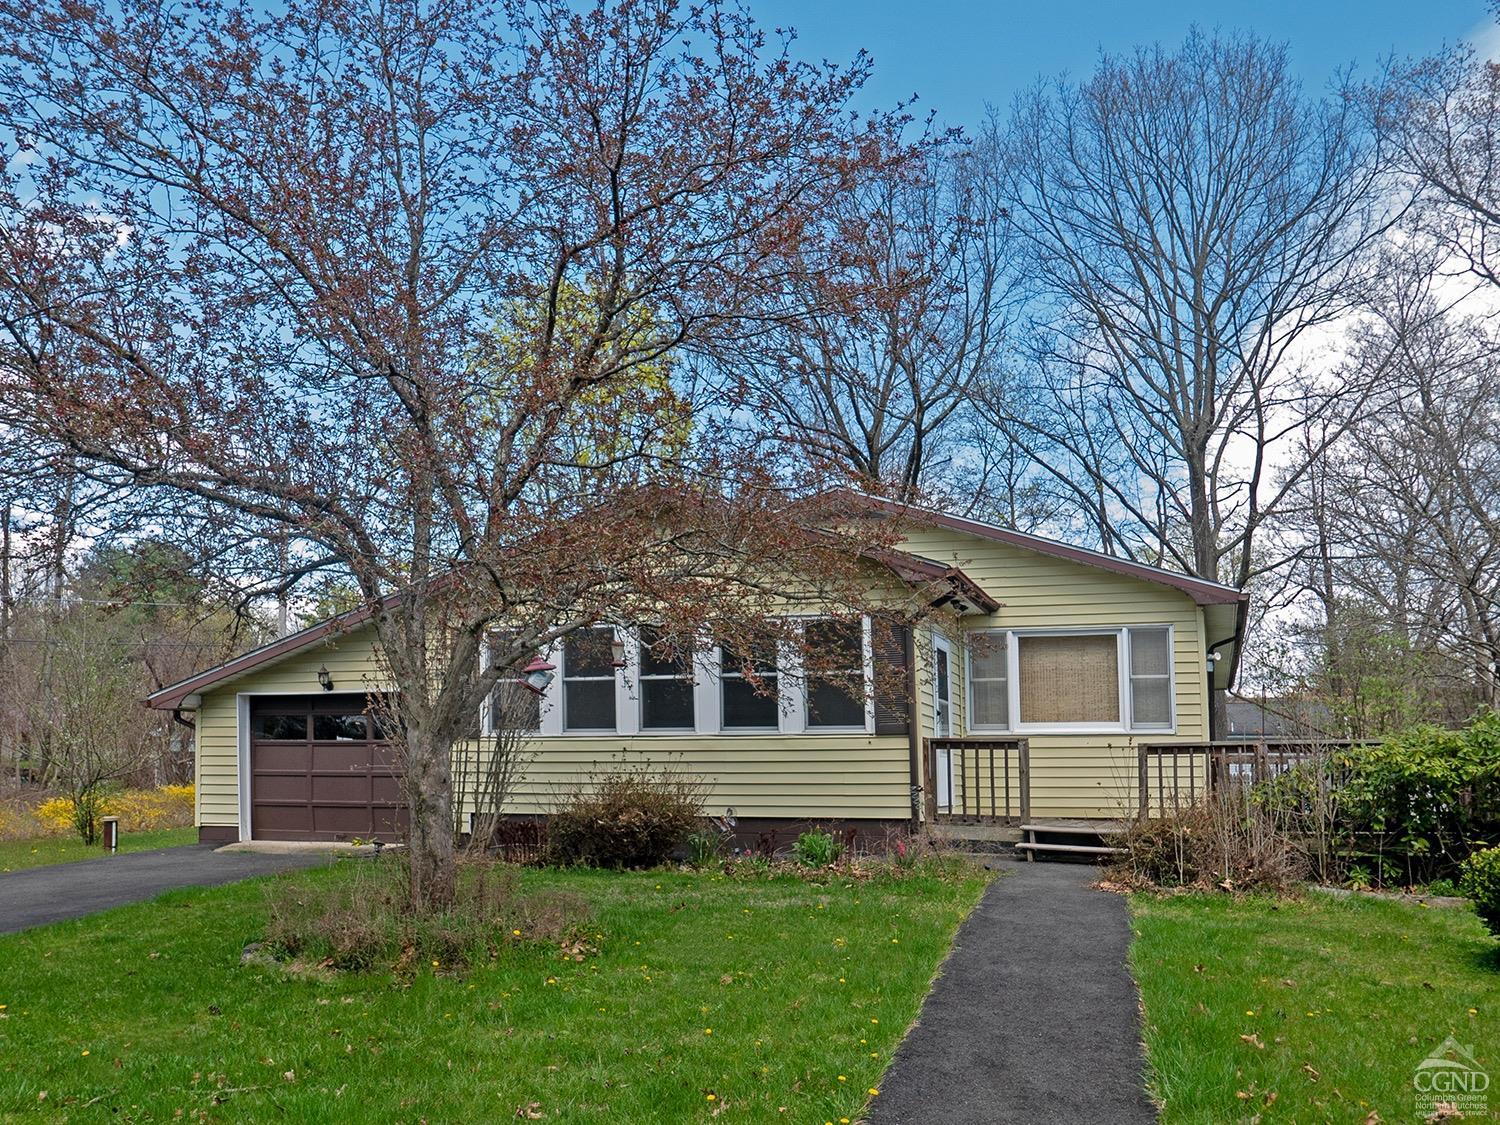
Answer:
[
  {"left": 791, "top": 829, "right": 843, "bottom": 868},
  {"left": 1460, "top": 846, "right": 1500, "bottom": 936},
  {"left": 1298, "top": 711, "right": 1500, "bottom": 882},
  {"left": 546, "top": 762, "right": 705, "bottom": 869}
]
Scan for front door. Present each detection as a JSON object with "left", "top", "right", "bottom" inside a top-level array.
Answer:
[{"left": 933, "top": 636, "right": 954, "bottom": 811}]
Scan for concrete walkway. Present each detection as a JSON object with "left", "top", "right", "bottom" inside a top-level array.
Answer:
[
  {"left": 868, "top": 859, "right": 1157, "bottom": 1125},
  {"left": 0, "top": 844, "right": 332, "bottom": 934}
]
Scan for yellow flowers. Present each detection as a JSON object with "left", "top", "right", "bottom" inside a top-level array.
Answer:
[
  {"left": 870, "top": 1018, "right": 879, "bottom": 1025},
  {"left": 703, "top": 1028, "right": 712, "bottom": 1036},
  {"left": 80, "top": 1050, "right": 89, "bottom": 1057},
  {"left": 512, "top": 929, "right": 521, "bottom": 937},
  {"left": 868, "top": 1088, "right": 880, "bottom": 1096},
  {"left": 31, "top": 786, "right": 194, "bottom": 835},
  {"left": 705, "top": 1093, "right": 716, "bottom": 1102},
  {"left": 837, "top": 1075, "right": 847, "bottom": 1082}
]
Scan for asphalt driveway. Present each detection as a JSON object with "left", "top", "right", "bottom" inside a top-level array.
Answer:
[
  {"left": 867, "top": 858, "right": 1157, "bottom": 1124},
  {"left": 0, "top": 845, "right": 332, "bottom": 934}
]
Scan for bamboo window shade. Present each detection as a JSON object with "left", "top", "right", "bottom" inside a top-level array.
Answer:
[{"left": 1017, "top": 634, "right": 1119, "bottom": 724}]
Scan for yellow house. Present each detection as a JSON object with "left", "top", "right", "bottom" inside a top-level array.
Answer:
[{"left": 146, "top": 504, "right": 1246, "bottom": 846}]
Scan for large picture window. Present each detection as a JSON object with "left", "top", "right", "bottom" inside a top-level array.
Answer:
[
  {"left": 720, "top": 643, "right": 779, "bottom": 730},
  {"left": 805, "top": 619, "right": 867, "bottom": 729},
  {"left": 1017, "top": 633, "right": 1120, "bottom": 726},
  {"left": 563, "top": 627, "right": 617, "bottom": 731},
  {"left": 639, "top": 627, "right": 695, "bottom": 730}
]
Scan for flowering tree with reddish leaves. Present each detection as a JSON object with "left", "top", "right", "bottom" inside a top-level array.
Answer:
[{"left": 0, "top": 0, "right": 919, "bottom": 909}]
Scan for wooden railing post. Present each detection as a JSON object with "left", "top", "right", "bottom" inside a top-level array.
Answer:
[
  {"left": 1018, "top": 739, "right": 1031, "bottom": 824},
  {"left": 1137, "top": 743, "right": 1149, "bottom": 820}
]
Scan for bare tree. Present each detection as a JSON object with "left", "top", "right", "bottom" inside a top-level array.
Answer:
[
  {"left": 978, "top": 30, "right": 1389, "bottom": 730},
  {"left": 0, "top": 0, "right": 916, "bottom": 910},
  {"left": 739, "top": 139, "right": 1015, "bottom": 504},
  {"left": 1276, "top": 250, "right": 1500, "bottom": 731}
]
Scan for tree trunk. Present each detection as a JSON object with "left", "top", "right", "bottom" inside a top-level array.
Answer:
[{"left": 404, "top": 725, "right": 456, "bottom": 913}]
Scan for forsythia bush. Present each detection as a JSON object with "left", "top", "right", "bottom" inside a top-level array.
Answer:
[{"left": 30, "top": 785, "right": 194, "bottom": 835}]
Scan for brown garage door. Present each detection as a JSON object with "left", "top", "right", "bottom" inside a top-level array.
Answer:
[{"left": 250, "top": 695, "right": 406, "bottom": 842}]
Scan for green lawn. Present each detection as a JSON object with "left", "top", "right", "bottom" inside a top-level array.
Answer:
[
  {"left": 1130, "top": 889, "right": 1498, "bottom": 1123},
  {"left": 0, "top": 827, "right": 197, "bottom": 873},
  {"left": 0, "top": 861, "right": 988, "bottom": 1122}
]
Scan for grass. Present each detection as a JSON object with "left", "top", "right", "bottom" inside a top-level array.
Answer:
[
  {"left": 1130, "top": 888, "right": 1498, "bottom": 1123},
  {"left": 0, "top": 827, "right": 197, "bottom": 873},
  {"left": 0, "top": 860, "right": 988, "bottom": 1122}
]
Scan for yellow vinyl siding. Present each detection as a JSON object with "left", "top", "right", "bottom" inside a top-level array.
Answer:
[
  {"left": 192, "top": 629, "right": 392, "bottom": 829},
  {"left": 898, "top": 526, "right": 1209, "bottom": 819},
  {"left": 188, "top": 523, "right": 1219, "bottom": 832}
]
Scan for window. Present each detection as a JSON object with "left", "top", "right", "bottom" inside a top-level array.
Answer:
[
  {"left": 486, "top": 637, "right": 541, "bottom": 734},
  {"left": 252, "top": 713, "right": 307, "bottom": 740},
  {"left": 1127, "top": 627, "right": 1172, "bottom": 728},
  {"left": 805, "top": 618, "right": 866, "bottom": 728},
  {"left": 1016, "top": 633, "right": 1119, "bottom": 726},
  {"left": 720, "top": 643, "right": 779, "bottom": 730},
  {"left": 639, "top": 627, "right": 695, "bottom": 730},
  {"left": 563, "top": 626, "right": 617, "bottom": 731},
  {"left": 313, "top": 713, "right": 370, "bottom": 741},
  {"left": 968, "top": 631, "right": 1008, "bottom": 729}
]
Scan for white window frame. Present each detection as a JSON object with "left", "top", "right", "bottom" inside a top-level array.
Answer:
[
  {"left": 715, "top": 641, "right": 781, "bottom": 734},
  {"left": 479, "top": 635, "right": 543, "bottom": 737},
  {"left": 964, "top": 628, "right": 1009, "bottom": 733},
  {"left": 1125, "top": 625, "right": 1175, "bottom": 732},
  {"left": 797, "top": 615, "right": 875, "bottom": 734},
  {"left": 560, "top": 625, "right": 621, "bottom": 734},
  {"left": 637, "top": 626, "right": 696, "bottom": 733},
  {"left": 964, "top": 625, "right": 1176, "bottom": 735}
]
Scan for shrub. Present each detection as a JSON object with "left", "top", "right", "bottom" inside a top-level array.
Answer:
[
  {"left": 262, "top": 855, "right": 590, "bottom": 972},
  {"left": 1460, "top": 846, "right": 1500, "bottom": 937},
  {"left": 1334, "top": 713, "right": 1500, "bottom": 881},
  {"left": 1425, "top": 877, "right": 1460, "bottom": 898},
  {"left": 29, "top": 785, "right": 195, "bottom": 837},
  {"left": 546, "top": 761, "right": 705, "bottom": 868},
  {"left": 791, "top": 829, "right": 843, "bottom": 868},
  {"left": 1108, "top": 795, "right": 1308, "bottom": 894}
]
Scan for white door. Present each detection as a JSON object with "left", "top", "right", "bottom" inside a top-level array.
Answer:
[{"left": 933, "top": 636, "right": 954, "bottom": 811}]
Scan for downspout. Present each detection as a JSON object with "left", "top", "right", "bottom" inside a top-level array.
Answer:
[
  {"left": 905, "top": 625, "right": 922, "bottom": 826},
  {"left": 1205, "top": 599, "right": 1249, "bottom": 741}
]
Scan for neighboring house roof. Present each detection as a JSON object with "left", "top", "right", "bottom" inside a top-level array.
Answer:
[{"left": 1225, "top": 697, "right": 1335, "bottom": 740}]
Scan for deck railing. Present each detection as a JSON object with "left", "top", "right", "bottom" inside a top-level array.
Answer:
[
  {"left": 1137, "top": 740, "right": 1364, "bottom": 818},
  {"left": 926, "top": 737, "right": 1030, "bottom": 823}
]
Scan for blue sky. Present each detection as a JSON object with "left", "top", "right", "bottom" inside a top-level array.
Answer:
[{"left": 750, "top": 0, "right": 1494, "bottom": 130}]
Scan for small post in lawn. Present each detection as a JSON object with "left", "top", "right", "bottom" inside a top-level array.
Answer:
[{"left": 101, "top": 816, "right": 119, "bottom": 854}]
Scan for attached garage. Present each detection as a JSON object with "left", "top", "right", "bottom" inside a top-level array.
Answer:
[{"left": 249, "top": 695, "right": 405, "bottom": 841}]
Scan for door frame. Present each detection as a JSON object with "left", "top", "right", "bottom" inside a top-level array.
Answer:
[{"left": 931, "top": 633, "right": 955, "bottom": 811}]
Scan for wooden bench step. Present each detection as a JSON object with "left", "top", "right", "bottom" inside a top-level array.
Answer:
[
  {"left": 1014, "top": 841, "right": 1125, "bottom": 856},
  {"left": 1018, "top": 822, "right": 1126, "bottom": 836}
]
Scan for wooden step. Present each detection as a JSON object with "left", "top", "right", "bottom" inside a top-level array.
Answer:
[
  {"left": 1018, "top": 821, "right": 1127, "bottom": 836},
  {"left": 1014, "top": 841, "right": 1125, "bottom": 856}
]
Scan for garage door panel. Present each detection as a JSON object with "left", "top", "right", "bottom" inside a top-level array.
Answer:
[
  {"left": 253, "top": 775, "right": 310, "bottom": 802},
  {"left": 253, "top": 744, "right": 311, "bottom": 771},
  {"left": 311, "top": 745, "right": 375, "bottom": 771},
  {"left": 250, "top": 695, "right": 404, "bottom": 842}
]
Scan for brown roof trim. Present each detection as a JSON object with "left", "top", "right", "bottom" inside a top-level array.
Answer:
[
  {"left": 865, "top": 547, "right": 1002, "bottom": 613},
  {"left": 854, "top": 494, "right": 1246, "bottom": 606},
  {"left": 144, "top": 598, "right": 388, "bottom": 710}
]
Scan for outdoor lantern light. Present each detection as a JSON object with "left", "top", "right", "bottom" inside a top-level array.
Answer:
[
  {"left": 317, "top": 664, "right": 334, "bottom": 692},
  {"left": 610, "top": 631, "right": 628, "bottom": 668},
  {"left": 521, "top": 656, "right": 556, "bottom": 695}
]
